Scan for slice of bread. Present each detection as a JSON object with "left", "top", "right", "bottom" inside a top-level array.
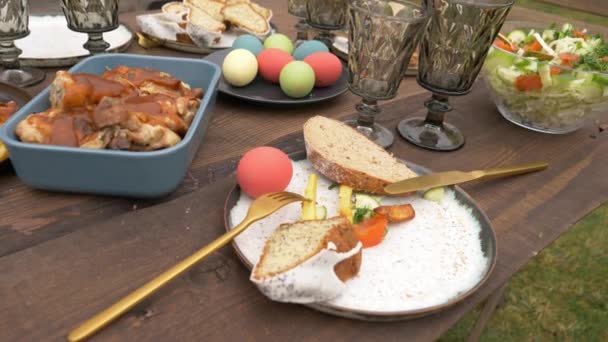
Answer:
[
  {"left": 304, "top": 116, "right": 418, "bottom": 194},
  {"left": 184, "top": 0, "right": 225, "bottom": 22},
  {"left": 184, "top": 1, "right": 226, "bottom": 33},
  {"left": 252, "top": 216, "right": 361, "bottom": 282},
  {"left": 221, "top": 3, "right": 269, "bottom": 35}
]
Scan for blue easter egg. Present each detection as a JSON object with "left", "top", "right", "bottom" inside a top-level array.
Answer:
[
  {"left": 293, "top": 40, "right": 329, "bottom": 60},
  {"left": 232, "top": 34, "right": 264, "bottom": 56}
]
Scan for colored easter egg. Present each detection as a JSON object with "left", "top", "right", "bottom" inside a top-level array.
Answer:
[
  {"left": 279, "top": 61, "right": 315, "bottom": 98},
  {"left": 222, "top": 49, "right": 258, "bottom": 87},
  {"left": 303, "top": 52, "right": 343, "bottom": 87}
]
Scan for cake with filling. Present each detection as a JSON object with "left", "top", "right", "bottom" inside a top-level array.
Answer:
[{"left": 251, "top": 216, "right": 362, "bottom": 303}]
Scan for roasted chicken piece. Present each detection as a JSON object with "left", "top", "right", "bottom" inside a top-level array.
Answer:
[
  {"left": 15, "top": 107, "right": 112, "bottom": 149},
  {"left": 102, "top": 66, "right": 202, "bottom": 126},
  {"left": 16, "top": 66, "right": 203, "bottom": 151},
  {"left": 50, "top": 71, "right": 134, "bottom": 109},
  {"left": 0, "top": 100, "right": 18, "bottom": 124},
  {"left": 101, "top": 66, "right": 204, "bottom": 99}
]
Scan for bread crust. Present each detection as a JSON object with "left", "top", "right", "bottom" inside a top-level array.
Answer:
[
  {"left": 306, "top": 142, "right": 394, "bottom": 194},
  {"left": 253, "top": 217, "right": 361, "bottom": 281},
  {"left": 304, "top": 116, "right": 416, "bottom": 195}
]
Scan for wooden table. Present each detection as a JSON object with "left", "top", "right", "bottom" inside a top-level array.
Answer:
[{"left": 1, "top": 3, "right": 607, "bottom": 341}]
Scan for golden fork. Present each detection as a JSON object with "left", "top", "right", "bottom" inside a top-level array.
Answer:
[{"left": 68, "top": 191, "right": 307, "bottom": 342}]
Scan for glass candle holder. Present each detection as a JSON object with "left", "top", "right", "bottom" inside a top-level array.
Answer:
[
  {"left": 346, "top": 0, "right": 428, "bottom": 148},
  {"left": 61, "top": 0, "right": 119, "bottom": 55},
  {"left": 306, "top": 0, "right": 349, "bottom": 47},
  {"left": 0, "top": 0, "right": 45, "bottom": 87},
  {"left": 397, "top": 0, "right": 514, "bottom": 151},
  {"left": 288, "top": 0, "right": 309, "bottom": 44}
]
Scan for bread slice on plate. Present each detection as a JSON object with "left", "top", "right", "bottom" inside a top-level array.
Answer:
[
  {"left": 185, "top": 1, "right": 226, "bottom": 33},
  {"left": 184, "top": 0, "right": 226, "bottom": 23},
  {"left": 304, "top": 116, "right": 418, "bottom": 194},
  {"left": 252, "top": 216, "right": 361, "bottom": 283},
  {"left": 221, "top": 3, "right": 270, "bottom": 35}
]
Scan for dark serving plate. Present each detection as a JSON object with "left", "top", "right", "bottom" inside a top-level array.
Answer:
[
  {"left": 222, "top": 150, "right": 497, "bottom": 321},
  {"left": 203, "top": 49, "right": 349, "bottom": 105}
]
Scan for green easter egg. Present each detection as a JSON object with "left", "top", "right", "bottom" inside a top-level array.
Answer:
[
  {"left": 279, "top": 61, "right": 315, "bottom": 98},
  {"left": 263, "top": 34, "right": 294, "bottom": 54}
]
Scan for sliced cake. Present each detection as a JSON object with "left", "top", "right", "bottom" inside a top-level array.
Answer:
[
  {"left": 303, "top": 116, "right": 418, "bottom": 194},
  {"left": 251, "top": 216, "right": 362, "bottom": 303},
  {"left": 221, "top": 3, "right": 269, "bottom": 35},
  {"left": 184, "top": 1, "right": 226, "bottom": 33},
  {"left": 184, "top": 0, "right": 225, "bottom": 22}
]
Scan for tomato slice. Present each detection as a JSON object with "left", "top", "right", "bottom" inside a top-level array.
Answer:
[
  {"left": 524, "top": 40, "right": 542, "bottom": 52},
  {"left": 493, "top": 39, "right": 515, "bottom": 52},
  {"left": 559, "top": 53, "right": 580, "bottom": 67},
  {"left": 352, "top": 214, "right": 388, "bottom": 248},
  {"left": 573, "top": 30, "right": 588, "bottom": 39},
  {"left": 550, "top": 66, "right": 562, "bottom": 75},
  {"left": 515, "top": 74, "right": 543, "bottom": 91}
]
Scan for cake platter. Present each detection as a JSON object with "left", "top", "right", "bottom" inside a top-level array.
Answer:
[
  {"left": 154, "top": 23, "right": 278, "bottom": 55},
  {"left": 223, "top": 150, "right": 497, "bottom": 321}
]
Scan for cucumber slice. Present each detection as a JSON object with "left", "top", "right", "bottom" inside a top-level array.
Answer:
[
  {"left": 484, "top": 49, "right": 514, "bottom": 72},
  {"left": 561, "top": 23, "right": 573, "bottom": 33},
  {"left": 354, "top": 193, "right": 380, "bottom": 209},
  {"left": 538, "top": 63, "right": 552, "bottom": 88},
  {"left": 522, "top": 60, "right": 538, "bottom": 73},
  {"left": 593, "top": 74, "right": 608, "bottom": 87},
  {"left": 552, "top": 73, "right": 576, "bottom": 89},
  {"left": 542, "top": 29, "right": 556, "bottom": 42},
  {"left": 507, "top": 30, "right": 526, "bottom": 45},
  {"left": 524, "top": 30, "right": 536, "bottom": 44},
  {"left": 576, "top": 71, "right": 594, "bottom": 82},
  {"left": 496, "top": 67, "right": 523, "bottom": 85},
  {"left": 316, "top": 206, "right": 327, "bottom": 220},
  {"left": 575, "top": 82, "right": 603, "bottom": 102},
  {"left": 423, "top": 187, "right": 445, "bottom": 203}
]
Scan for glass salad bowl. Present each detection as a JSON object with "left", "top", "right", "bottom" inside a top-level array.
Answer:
[{"left": 482, "top": 21, "right": 608, "bottom": 134}]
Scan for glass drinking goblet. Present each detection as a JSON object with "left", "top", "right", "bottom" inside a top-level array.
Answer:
[
  {"left": 347, "top": 0, "right": 428, "bottom": 148},
  {"left": 398, "top": 0, "right": 514, "bottom": 151},
  {"left": 61, "top": 0, "right": 119, "bottom": 55},
  {"left": 306, "top": 0, "right": 349, "bottom": 47},
  {"left": 0, "top": 0, "right": 45, "bottom": 87},
  {"left": 288, "top": 0, "right": 309, "bottom": 45}
]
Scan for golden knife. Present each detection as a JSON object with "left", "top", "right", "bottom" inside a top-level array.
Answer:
[{"left": 384, "top": 162, "right": 548, "bottom": 194}]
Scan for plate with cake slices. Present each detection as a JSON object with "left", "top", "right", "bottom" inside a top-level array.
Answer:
[
  {"left": 223, "top": 116, "right": 497, "bottom": 321},
  {"left": 137, "top": 0, "right": 276, "bottom": 54}
]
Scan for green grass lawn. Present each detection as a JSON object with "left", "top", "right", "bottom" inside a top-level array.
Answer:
[{"left": 439, "top": 203, "right": 608, "bottom": 341}]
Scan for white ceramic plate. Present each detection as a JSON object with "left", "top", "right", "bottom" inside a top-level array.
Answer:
[
  {"left": 224, "top": 154, "right": 497, "bottom": 321},
  {"left": 16, "top": 16, "right": 133, "bottom": 67}
]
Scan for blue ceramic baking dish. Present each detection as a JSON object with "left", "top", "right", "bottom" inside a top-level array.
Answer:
[{"left": 0, "top": 54, "right": 220, "bottom": 198}]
